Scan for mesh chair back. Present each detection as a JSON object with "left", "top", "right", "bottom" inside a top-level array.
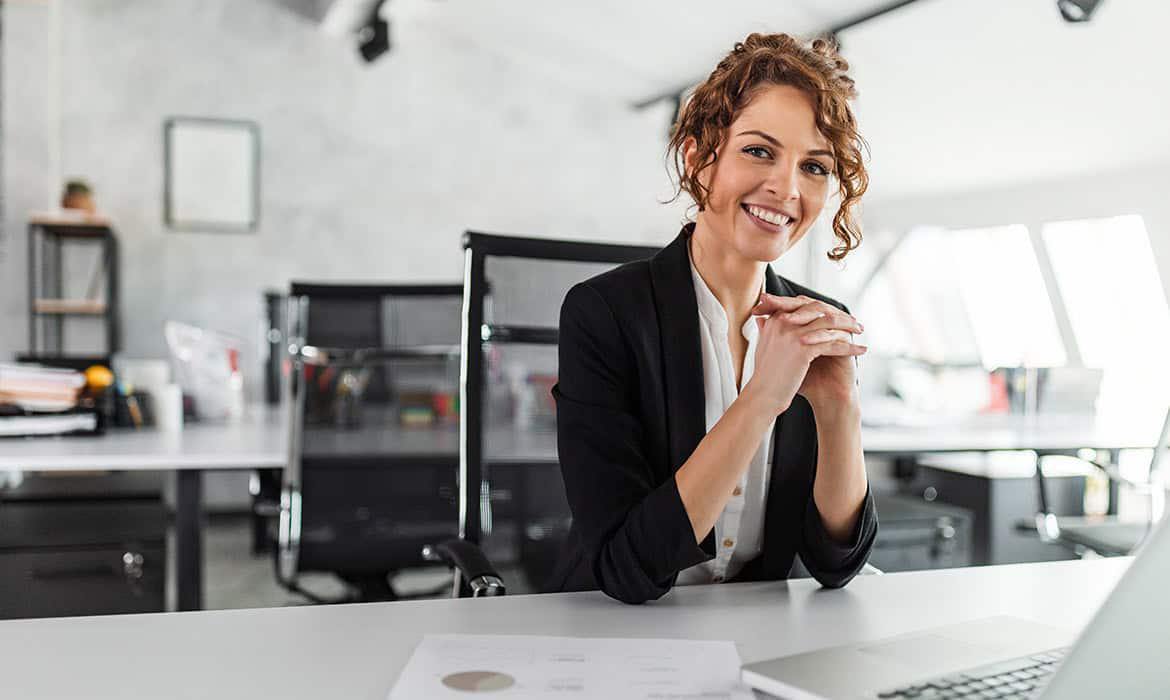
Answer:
[
  {"left": 278, "top": 284, "right": 463, "bottom": 584},
  {"left": 459, "top": 234, "right": 659, "bottom": 589}
]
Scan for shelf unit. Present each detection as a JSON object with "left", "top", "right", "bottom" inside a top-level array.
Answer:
[{"left": 26, "top": 215, "right": 120, "bottom": 359}]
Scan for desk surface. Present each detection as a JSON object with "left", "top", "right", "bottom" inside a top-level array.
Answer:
[
  {"left": 0, "top": 558, "right": 1127, "bottom": 700},
  {"left": 2, "top": 408, "right": 1161, "bottom": 473},
  {"left": 0, "top": 409, "right": 289, "bottom": 471},
  {"left": 861, "top": 413, "right": 1163, "bottom": 455},
  {"left": 0, "top": 408, "right": 557, "bottom": 472}
]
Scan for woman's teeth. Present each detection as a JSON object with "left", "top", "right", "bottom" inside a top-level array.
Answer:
[{"left": 746, "top": 205, "right": 793, "bottom": 227}]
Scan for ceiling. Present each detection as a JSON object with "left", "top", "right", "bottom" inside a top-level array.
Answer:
[{"left": 321, "top": 0, "right": 1170, "bottom": 201}]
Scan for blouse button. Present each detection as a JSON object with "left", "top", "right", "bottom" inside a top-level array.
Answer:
[
  {"left": 722, "top": 538, "right": 735, "bottom": 548},
  {"left": 713, "top": 575, "right": 724, "bottom": 583},
  {"left": 732, "top": 486, "right": 743, "bottom": 497}
]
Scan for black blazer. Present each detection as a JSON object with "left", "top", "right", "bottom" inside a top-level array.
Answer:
[{"left": 548, "top": 224, "right": 877, "bottom": 604}]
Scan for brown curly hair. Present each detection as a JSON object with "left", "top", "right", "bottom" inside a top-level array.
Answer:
[{"left": 668, "top": 33, "right": 869, "bottom": 261}]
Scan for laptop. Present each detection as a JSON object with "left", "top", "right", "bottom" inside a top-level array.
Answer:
[{"left": 742, "top": 512, "right": 1170, "bottom": 699}]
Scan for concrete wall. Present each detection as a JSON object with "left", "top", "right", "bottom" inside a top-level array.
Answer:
[{"left": 0, "top": 0, "right": 686, "bottom": 389}]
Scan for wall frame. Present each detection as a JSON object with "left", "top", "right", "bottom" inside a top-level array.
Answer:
[{"left": 164, "top": 117, "right": 260, "bottom": 233}]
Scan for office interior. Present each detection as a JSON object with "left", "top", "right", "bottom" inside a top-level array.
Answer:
[{"left": 1, "top": 0, "right": 1169, "bottom": 695}]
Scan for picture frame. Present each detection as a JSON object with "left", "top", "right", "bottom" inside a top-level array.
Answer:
[{"left": 164, "top": 117, "right": 260, "bottom": 233}]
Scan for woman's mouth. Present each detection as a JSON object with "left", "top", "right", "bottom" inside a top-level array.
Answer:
[{"left": 742, "top": 203, "right": 796, "bottom": 233}]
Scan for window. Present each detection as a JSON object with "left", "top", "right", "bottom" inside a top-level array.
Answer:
[
  {"left": 853, "top": 224, "right": 1067, "bottom": 369},
  {"left": 948, "top": 225, "right": 1066, "bottom": 370},
  {"left": 1042, "top": 215, "right": 1170, "bottom": 423}
]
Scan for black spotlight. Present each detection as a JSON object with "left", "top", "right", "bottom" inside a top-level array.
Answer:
[
  {"left": 1057, "top": 0, "right": 1103, "bottom": 23},
  {"left": 357, "top": 1, "right": 390, "bottom": 63}
]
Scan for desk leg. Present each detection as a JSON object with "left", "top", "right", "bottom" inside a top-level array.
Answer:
[{"left": 175, "top": 470, "right": 204, "bottom": 611}]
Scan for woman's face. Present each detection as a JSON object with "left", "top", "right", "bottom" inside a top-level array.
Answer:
[{"left": 687, "top": 83, "right": 834, "bottom": 263}]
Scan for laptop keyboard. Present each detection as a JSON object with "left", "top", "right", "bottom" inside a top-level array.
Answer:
[{"left": 875, "top": 647, "right": 1068, "bottom": 699}]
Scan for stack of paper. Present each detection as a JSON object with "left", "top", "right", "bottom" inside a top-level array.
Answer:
[
  {"left": 388, "top": 634, "right": 754, "bottom": 700},
  {"left": 0, "top": 364, "right": 85, "bottom": 412}
]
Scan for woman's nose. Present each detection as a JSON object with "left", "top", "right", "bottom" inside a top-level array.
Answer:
[{"left": 765, "top": 162, "right": 801, "bottom": 200}]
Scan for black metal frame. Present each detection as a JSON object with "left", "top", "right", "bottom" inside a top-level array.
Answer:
[
  {"left": 457, "top": 232, "right": 660, "bottom": 551},
  {"left": 163, "top": 116, "right": 261, "bottom": 233},
  {"left": 26, "top": 219, "right": 120, "bottom": 358}
]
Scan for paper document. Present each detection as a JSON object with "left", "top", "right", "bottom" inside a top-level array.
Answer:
[{"left": 388, "top": 634, "right": 754, "bottom": 699}]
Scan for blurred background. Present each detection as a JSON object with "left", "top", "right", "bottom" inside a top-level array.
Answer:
[{"left": 1, "top": 0, "right": 1168, "bottom": 618}]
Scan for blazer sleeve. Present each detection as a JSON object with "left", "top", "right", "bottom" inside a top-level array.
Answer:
[
  {"left": 799, "top": 484, "right": 878, "bottom": 588},
  {"left": 553, "top": 282, "right": 712, "bottom": 605},
  {"left": 793, "top": 296, "right": 879, "bottom": 588}
]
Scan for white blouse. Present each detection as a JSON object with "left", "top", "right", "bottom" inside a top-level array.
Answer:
[{"left": 675, "top": 250, "right": 775, "bottom": 585}]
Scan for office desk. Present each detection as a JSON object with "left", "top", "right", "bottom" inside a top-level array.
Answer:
[
  {"left": 1, "top": 409, "right": 1150, "bottom": 612},
  {"left": 0, "top": 558, "right": 1127, "bottom": 699},
  {"left": 0, "top": 409, "right": 556, "bottom": 611},
  {"left": 861, "top": 414, "right": 1162, "bottom": 457},
  {"left": 0, "top": 411, "right": 286, "bottom": 612}
]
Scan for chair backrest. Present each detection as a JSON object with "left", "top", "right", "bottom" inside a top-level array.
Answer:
[
  {"left": 277, "top": 283, "right": 464, "bottom": 585},
  {"left": 457, "top": 233, "right": 659, "bottom": 587}
]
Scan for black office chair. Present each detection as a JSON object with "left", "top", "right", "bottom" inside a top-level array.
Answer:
[
  {"left": 1023, "top": 408, "right": 1170, "bottom": 557},
  {"left": 274, "top": 282, "right": 473, "bottom": 602},
  {"left": 397, "top": 232, "right": 660, "bottom": 597}
]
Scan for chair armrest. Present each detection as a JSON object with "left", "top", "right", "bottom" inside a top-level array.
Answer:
[{"left": 423, "top": 539, "right": 506, "bottom": 597}]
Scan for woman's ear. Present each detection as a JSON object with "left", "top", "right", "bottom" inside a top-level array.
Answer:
[{"left": 681, "top": 136, "right": 699, "bottom": 179}]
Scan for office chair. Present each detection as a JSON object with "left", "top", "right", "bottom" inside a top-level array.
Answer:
[
  {"left": 1025, "top": 407, "right": 1170, "bottom": 557},
  {"left": 275, "top": 282, "right": 473, "bottom": 602}
]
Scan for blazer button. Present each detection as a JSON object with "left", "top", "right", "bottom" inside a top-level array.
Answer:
[
  {"left": 712, "top": 575, "right": 724, "bottom": 583},
  {"left": 722, "top": 538, "right": 735, "bottom": 548}
]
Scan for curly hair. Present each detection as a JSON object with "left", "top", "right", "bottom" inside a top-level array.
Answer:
[{"left": 667, "top": 33, "right": 869, "bottom": 261}]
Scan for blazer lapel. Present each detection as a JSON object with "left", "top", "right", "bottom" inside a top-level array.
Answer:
[{"left": 649, "top": 225, "right": 706, "bottom": 473}]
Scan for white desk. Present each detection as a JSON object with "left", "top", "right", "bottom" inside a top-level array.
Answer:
[
  {"left": 861, "top": 414, "right": 1163, "bottom": 457},
  {"left": 0, "top": 409, "right": 557, "bottom": 611},
  {"left": 0, "top": 558, "right": 1127, "bottom": 699},
  {"left": 1, "top": 408, "right": 1155, "bottom": 611},
  {"left": 0, "top": 410, "right": 286, "bottom": 612}
]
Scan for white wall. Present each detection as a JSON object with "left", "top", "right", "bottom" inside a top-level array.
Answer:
[{"left": 0, "top": 0, "right": 686, "bottom": 388}]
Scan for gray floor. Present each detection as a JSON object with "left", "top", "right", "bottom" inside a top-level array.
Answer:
[{"left": 204, "top": 516, "right": 531, "bottom": 610}]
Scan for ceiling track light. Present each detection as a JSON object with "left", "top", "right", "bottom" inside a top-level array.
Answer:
[
  {"left": 1057, "top": 0, "right": 1103, "bottom": 23},
  {"left": 358, "top": 0, "right": 390, "bottom": 63}
]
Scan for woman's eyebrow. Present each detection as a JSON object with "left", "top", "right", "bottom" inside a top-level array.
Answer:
[{"left": 737, "top": 129, "right": 835, "bottom": 160}]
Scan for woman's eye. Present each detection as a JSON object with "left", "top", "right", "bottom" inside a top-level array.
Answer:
[
  {"left": 802, "top": 161, "right": 830, "bottom": 177},
  {"left": 744, "top": 146, "right": 772, "bottom": 159}
]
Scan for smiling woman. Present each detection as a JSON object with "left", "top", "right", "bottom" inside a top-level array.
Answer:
[{"left": 548, "top": 33, "right": 877, "bottom": 604}]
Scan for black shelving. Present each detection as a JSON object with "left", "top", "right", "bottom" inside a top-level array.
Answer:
[{"left": 26, "top": 216, "right": 120, "bottom": 359}]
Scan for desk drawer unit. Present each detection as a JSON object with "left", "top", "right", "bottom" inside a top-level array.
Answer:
[{"left": 0, "top": 500, "right": 167, "bottom": 619}]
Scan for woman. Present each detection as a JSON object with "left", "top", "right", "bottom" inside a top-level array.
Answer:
[{"left": 549, "top": 33, "right": 878, "bottom": 604}]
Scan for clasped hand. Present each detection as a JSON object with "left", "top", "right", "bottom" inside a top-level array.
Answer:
[{"left": 746, "top": 293, "right": 867, "bottom": 416}]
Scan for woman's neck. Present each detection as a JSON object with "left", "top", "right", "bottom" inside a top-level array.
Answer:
[{"left": 689, "top": 220, "right": 766, "bottom": 329}]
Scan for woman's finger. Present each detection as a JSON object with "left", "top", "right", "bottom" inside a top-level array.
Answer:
[
  {"left": 793, "top": 312, "right": 864, "bottom": 334},
  {"left": 785, "top": 306, "right": 829, "bottom": 326},
  {"left": 751, "top": 293, "right": 813, "bottom": 315},
  {"left": 800, "top": 329, "right": 855, "bottom": 345},
  {"left": 804, "top": 338, "right": 868, "bottom": 356}
]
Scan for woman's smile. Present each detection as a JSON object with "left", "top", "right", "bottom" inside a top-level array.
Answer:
[{"left": 740, "top": 202, "right": 798, "bottom": 236}]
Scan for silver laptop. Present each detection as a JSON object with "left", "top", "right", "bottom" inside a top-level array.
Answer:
[{"left": 742, "top": 512, "right": 1170, "bottom": 699}]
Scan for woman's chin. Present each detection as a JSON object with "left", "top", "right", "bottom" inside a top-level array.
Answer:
[{"left": 736, "top": 230, "right": 792, "bottom": 263}]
